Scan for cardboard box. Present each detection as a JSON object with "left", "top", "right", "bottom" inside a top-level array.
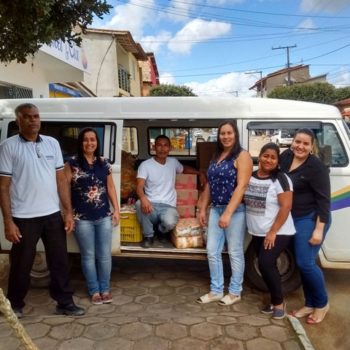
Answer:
[
  {"left": 177, "top": 205, "right": 195, "bottom": 218},
  {"left": 175, "top": 174, "right": 197, "bottom": 189},
  {"left": 176, "top": 189, "right": 198, "bottom": 206}
]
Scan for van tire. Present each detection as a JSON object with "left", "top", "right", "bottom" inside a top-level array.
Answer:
[
  {"left": 244, "top": 242, "right": 301, "bottom": 294},
  {"left": 30, "top": 252, "right": 50, "bottom": 288}
]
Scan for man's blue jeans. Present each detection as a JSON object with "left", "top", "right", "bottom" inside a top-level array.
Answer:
[
  {"left": 74, "top": 216, "right": 112, "bottom": 295},
  {"left": 206, "top": 204, "right": 246, "bottom": 296},
  {"left": 293, "top": 212, "right": 331, "bottom": 308},
  {"left": 135, "top": 201, "right": 179, "bottom": 238}
]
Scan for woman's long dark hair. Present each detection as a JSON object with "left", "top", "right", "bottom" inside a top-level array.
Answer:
[
  {"left": 213, "top": 120, "right": 242, "bottom": 161},
  {"left": 77, "top": 127, "right": 103, "bottom": 169}
]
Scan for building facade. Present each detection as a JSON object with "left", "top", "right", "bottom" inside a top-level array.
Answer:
[
  {"left": 139, "top": 53, "right": 159, "bottom": 96},
  {"left": 0, "top": 40, "right": 86, "bottom": 99},
  {"left": 83, "top": 29, "right": 148, "bottom": 97},
  {"left": 250, "top": 65, "right": 327, "bottom": 97}
]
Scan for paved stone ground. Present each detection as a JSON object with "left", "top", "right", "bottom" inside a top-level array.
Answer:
[{"left": 0, "top": 258, "right": 304, "bottom": 350}]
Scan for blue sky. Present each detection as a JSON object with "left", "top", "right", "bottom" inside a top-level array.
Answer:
[{"left": 93, "top": 0, "right": 350, "bottom": 96}]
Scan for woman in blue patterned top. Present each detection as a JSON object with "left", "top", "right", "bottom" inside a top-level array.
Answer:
[
  {"left": 64, "top": 128, "right": 119, "bottom": 305},
  {"left": 197, "top": 121, "right": 252, "bottom": 305}
]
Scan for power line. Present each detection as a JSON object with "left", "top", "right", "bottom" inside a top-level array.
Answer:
[
  {"left": 116, "top": 0, "right": 350, "bottom": 32},
  {"left": 272, "top": 45, "right": 297, "bottom": 85},
  {"left": 164, "top": 0, "right": 350, "bottom": 19}
]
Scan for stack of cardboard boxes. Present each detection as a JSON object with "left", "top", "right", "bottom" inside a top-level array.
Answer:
[{"left": 171, "top": 174, "right": 204, "bottom": 248}]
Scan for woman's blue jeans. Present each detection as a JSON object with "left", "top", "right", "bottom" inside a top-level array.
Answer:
[
  {"left": 206, "top": 204, "right": 246, "bottom": 295},
  {"left": 293, "top": 212, "right": 331, "bottom": 308},
  {"left": 74, "top": 216, "right": 112, "bottom": 295}
]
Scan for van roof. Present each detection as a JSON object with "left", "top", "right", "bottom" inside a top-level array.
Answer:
[{"left": 0, "top": 97, "right": 341, "bottom": 120}]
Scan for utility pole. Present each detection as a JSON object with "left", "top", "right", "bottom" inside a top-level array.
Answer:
[
  {"left": 245, "top": 71, "right": 263, "bottom": 97},
  {"left": 272, "top": 45, "right": 297, "bottom": 86}
]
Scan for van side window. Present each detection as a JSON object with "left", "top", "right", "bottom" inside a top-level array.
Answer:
[
  {"left": 248, "top": 126, "right": 297, "bottom": 161},
  {"left": 315, "top": 124, "right": 348, "bottom": 167},
  {"left": 247, "top": 122, "right": 348, "bottom": 167},
  {"left": 122, "top": 127, "right": 138, "bottom": 155},
  {"left": 7, "top": 121, "right": 116, "bottom": 163},
  {"left": 148, "top": 127, "right": 217, "bottom": 156}
]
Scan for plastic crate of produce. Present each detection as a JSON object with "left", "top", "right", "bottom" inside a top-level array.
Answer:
[{"left": 120, "top": 212, "right": 142, "bottom": 242}]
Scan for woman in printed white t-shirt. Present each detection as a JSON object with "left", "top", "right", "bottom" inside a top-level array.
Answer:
[{"left": 244, "top": 142, "right": 295, "bottom": 320}]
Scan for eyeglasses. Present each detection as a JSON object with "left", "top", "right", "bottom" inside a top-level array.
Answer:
[{"left": 35, "top": 144, "right": 43, "bottom": 158}]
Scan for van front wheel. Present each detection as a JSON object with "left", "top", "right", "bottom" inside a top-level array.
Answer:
[
  {"left": 244, "top": 242, "right": 301, "bottom": 294},
  {"left": 30, "top": 252, "right": 50, "bottom": 287}
]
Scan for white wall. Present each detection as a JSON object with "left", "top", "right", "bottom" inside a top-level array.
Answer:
[
  {"left": 83, "top": 33, "right": 118, "bottom": 97},
  {"left": 0, "top": 61, "right": 49, "bottom": 98},
  {"left": 0, "top": 49, "right": 85, "bottom": 98}
]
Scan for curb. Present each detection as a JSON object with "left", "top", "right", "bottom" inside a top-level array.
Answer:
[{"left": 287, "top": 315, "right": 315, "bottom": 350}]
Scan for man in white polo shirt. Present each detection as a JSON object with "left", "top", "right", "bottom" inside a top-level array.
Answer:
[{"left": 0, "top": 103, "right": 85, "bottom": 318}]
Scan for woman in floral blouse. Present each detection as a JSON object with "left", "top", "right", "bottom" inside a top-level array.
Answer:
[{"left": 65, "top": 128, "right": 119, "bottom": 305}]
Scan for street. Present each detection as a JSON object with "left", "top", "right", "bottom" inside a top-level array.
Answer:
[{"left": 0, "top": 256, "right": 348, "bottom": 349}]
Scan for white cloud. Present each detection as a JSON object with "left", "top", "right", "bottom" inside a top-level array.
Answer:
[
  {"left": 329, "top": 67, "right": 350, "bottom": 88},
  {"left": 160, "top": 72, "right": 176, "bottom": 85},
  {"left": 296, "top": 18, "right": 317, "bottom": 32},
  {"left": 300, "top": 0, "right": 350, "bottom": 13},
  {"left": 104, "top": 0, "right": 156, "bottom": 37},
  {"left": 185, "top": 72, "right": 257, "bottom": 97},
  {"left": 168, "top": 19, "right": 231, "bottom": 54},
  {"left": 140, "top": 32, "right": 172, "bottom": 54}
]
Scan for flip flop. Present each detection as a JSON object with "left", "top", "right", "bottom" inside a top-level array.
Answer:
[
  {"left": 218, "top": 294, "right": 241, "bottom": 306},
  {"left": 196, "top": 292, "right": 223, "bottom": 304},
  {"left": 306, "top": 304, "right": 329, "bottom": 324}
]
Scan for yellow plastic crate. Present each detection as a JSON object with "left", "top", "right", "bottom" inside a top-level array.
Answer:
[{"left": 120, "top": 212, "right": 143, "bottom": 243}]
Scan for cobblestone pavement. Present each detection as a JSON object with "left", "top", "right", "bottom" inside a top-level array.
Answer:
[{"left": 0, "top": 258, "right": 305, "bottom": 350}]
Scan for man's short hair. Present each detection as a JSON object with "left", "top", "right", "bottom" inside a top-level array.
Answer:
[
  {"left": 15, "top": 103, "right": 38, "bottom": 117},
  {"left": 155, "top": 135, "right": 171, "bottom": 145}
]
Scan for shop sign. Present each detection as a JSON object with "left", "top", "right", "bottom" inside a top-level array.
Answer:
[{"left": 40, "top": 39, "right": 88, "bottom": 71}]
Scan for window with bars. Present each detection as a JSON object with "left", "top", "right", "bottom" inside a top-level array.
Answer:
[
  {"left": 118, "top": 65, "right": 130, "bottom": 93},
  {"left": 0, "top": 83, "right": 33, "bottom": 99}
]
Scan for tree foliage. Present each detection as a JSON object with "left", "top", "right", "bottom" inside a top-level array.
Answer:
[
  {"left": 0, "top": 1, "right": 111, "bottom": 63},
  {"left": 268, "top": 82, "right": 350, "bottom": 104},
  {"left": 334, "top": 87, "right": 350, "bottom": 102},
  {"left": 150, "top": 84, "right": 196, "bottom": 96}
]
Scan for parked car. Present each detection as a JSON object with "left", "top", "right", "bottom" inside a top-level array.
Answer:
[
  {"left": 207, "top": 134, "right": 217, "bottom": 142},
  {"left": 270, "top": 129, "right": 294, "bottom": 147}
]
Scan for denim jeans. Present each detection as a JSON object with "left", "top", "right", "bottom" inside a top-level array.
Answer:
[
  {"left": 206, "top": 204, "right": 246, "bottom": 295},
  {"left": 293, "top": 212, "right": 331, "bottom": 308},
  {"left": 74, "top": 216, "right": 112, "bottom": 295},
  {"left": 135, "top": 201, "right": 179, "bottom": 238}
]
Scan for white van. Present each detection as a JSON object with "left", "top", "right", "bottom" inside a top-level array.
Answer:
[{"left": 1, "top": 97, "right": 349, "bottom": 293}]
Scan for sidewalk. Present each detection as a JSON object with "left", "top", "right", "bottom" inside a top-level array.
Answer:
[{"left": 0, "top": 258, "right": 307, "bottom": 350}]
